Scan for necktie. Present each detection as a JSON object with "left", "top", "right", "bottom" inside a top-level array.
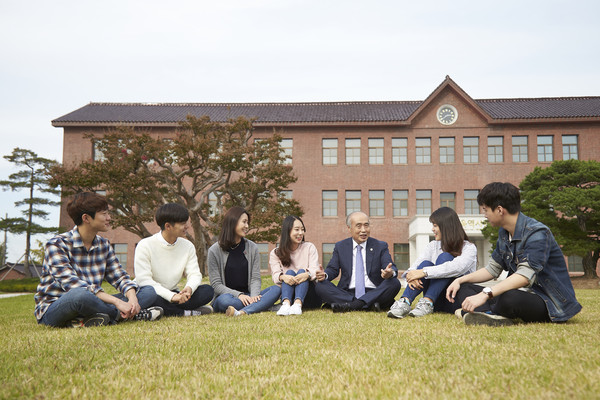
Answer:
[{"left": 355, "top": 244, "right": 365, "bottom": 298}]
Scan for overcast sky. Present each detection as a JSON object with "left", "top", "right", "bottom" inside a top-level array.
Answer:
[{"left": 1, "top": 0, "right": 599, "bottom": 262}]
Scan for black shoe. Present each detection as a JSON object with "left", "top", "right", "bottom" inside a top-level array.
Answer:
[
  {"left": 369, "top": 302, "right": 381, "bottom": 312},
  {"left": 332, "top": 303, "right": 352, "bottom": 313},
  {"left": 81, "top": 313, "right": 110, "bottom": 327},
  {"left": 134, "top": 306, "right": 164, "bottom": 321}
]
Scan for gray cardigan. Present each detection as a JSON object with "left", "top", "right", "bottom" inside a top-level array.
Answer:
[{"left": 207, "top": 239, "right": 262, "bottom": 298}]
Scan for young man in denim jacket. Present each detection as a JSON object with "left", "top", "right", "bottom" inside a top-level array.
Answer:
[{"left": 446, "top": 182, "right": 582, "bottom": 326}]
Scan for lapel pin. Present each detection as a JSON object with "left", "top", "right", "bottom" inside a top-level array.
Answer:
[{"left": 370, "top": 248, "right": 373, "bottom": 251}]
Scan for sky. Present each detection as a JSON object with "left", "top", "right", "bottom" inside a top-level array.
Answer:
[{"left": 1, "top": 0, "right": 599, "bottom": 262}]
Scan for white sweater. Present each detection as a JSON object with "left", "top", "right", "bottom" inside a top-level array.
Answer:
[
  {"left": 134, "top": 232, "right": 202, "bottom": 301},
  {"left": 403, "top": 240, "right": 477, "bottom": 280}
]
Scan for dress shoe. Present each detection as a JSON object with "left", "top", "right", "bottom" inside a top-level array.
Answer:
[
  {"left": 369, "top": 302, "right": 381, "bottom": 312},
  {"left": 331, "top": 303, "right": 352, "bottom": 313}
]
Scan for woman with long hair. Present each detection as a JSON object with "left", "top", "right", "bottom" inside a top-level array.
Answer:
[
  {"left": 207, "top": 206, "right": 280, "bottom": 316},
  {"left": 387, "top": 207, "right": 477, "bottom": 319},
  {"left": 269, "top": 215, "right": 322, "bottom": 316}
]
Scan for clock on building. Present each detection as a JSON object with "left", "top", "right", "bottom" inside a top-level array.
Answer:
[{"left": 437, "top": 104, "right": 458, "bottom": 125}]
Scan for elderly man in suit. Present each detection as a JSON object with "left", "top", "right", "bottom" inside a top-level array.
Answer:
[{"left": 315, "top": 211, "right": 401, "bottom": 312}]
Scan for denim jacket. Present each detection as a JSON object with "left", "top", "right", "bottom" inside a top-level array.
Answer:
[{"left": 491, "top": 213, "right": 582, "bottom": 322}]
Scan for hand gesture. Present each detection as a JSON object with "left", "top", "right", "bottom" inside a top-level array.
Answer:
[
  {"left": 445, "top": 279, "right": 461, "bottom": 303},
  {"left": 380, "top": 263, "right": 394, "bottom": 279},
  {"left": 315, "top": 264, "right": 326, "bottom": 282}
]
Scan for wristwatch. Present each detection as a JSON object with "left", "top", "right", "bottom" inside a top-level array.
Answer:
[{"left": 482, "top": 287, "right": 493, "bottom": 299}]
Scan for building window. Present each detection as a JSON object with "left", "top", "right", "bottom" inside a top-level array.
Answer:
[
  {"left": 488, "top": 136, "right": 503, "bottom": 163},
  {"left": 392, "top": 138, "right": 408, "bottom": 164},
  {"left": 393, "top": 243, "right": 409, "bottom": 270},
  {"left": 562, "top": 135, "right": 578, "bottom": 160},
  {"left": 322, "top": 190, "right": 338, "bottom": 217},
  {"left": 345, "top": 190, "right": 361, "bottom": 216},
  {"left": 463, "top": 137, "right": 479, "bottom": 163},
  {"left": 416, "top": 190, "right": 431, "bottom": 215},
  {"left": 415, "top": 138, "right": 431, "bottom": 164},
  {"left": 322, "top": 243, "right": 335, "bottom": 267},
  {"left": 113, "top": 244, "right": 128, "bottom": 269},
  {"left": 567, "top": 255, "right": 584, "bottom": 273},
  {"left": 512, "top": 136, "right": 528, "bottom": 162},
  {"left": 440, "top": 192, "right": 456, "bottom": 210},
  {"left": 345, "top": 138, "right": 361, "bottom": 165},
  {"left": 322, "top": 138, "right": 338, "bottom": 165},
  {"left": 368, "top": 138, "right": 384, "bottom": 165},
  {"left": 369, "top": 190, "right": 385, "bottom": 217},
  {"left": 256, "top": 243, "right": 270, "bottom": 270},
  {"left": 439, "top": 137, "right": 455, "bottom": 164},
  {"left": 93, "top": 141, "right": 106, "bottom": 162},
  {"left": 392, "top": 190, "right": 408, "bottom": 217},
  {"left": 464, "top": 190, "right": 480, "bottom": 215},
  {"left": 208, "top": 192, "right": 218, "bottom": 216},
  {"left": 537, "top": 136, "right": 554, "bottom": 162},
  {"left": 280, "top": 139, "right": 293, "bottom": 164}
]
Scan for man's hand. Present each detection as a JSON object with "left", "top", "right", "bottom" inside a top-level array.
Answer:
[
  {"left": 446, "top": 279, "right": 461, "bottom": 303},
  {"left": 124, "top": 288, "right": 141, "bottom": 318},
  {"left": 462, "top": 292, "right": 488, "bottom": 313},
  {"left": 171, "top": 288, "right": 191, "bottom": 304},
  {"left": 315, "top": 264, "right": 326, "bottom": 282},
  {"left": 116, "top": 298, "right": 137, "bottom": 320},
  {"left": 380, "top": 263, "right": 394, "bottom": 279}
]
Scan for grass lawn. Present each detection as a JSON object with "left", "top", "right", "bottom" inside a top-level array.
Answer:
[{"left": 1, "top": 280, "right": 599, "bottom": 399}]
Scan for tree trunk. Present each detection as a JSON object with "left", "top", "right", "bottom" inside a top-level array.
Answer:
[{"left": 581, "top": 251, "right": 598, "bottom": 279}]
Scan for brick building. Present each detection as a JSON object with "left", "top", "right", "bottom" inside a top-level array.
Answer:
[{"left": 52, "top": 76, "right": 600, "bottom": 275}]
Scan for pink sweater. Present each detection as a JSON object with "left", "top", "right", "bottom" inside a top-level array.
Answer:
[{"left": 269, "top": 242, "right": 320, "bottom": 284}]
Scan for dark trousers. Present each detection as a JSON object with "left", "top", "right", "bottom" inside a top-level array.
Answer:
[
  {"left": 315, "top": 277, "right": 401, "bottom": 310},
  {"left": 151, "top": 284, "right": 214, "bottom": 317},
  {"left": 455, "top": 283, "right": 551, "bottom": 323}
]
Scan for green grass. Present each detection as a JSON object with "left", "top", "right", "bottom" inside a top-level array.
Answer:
[{"left": 1, "top": 281, "right": 599, "bottom": 399}]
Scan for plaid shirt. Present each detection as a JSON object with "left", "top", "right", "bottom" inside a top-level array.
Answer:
[{"left": 34, "top": 226, "right": 138, "bottom": 321}]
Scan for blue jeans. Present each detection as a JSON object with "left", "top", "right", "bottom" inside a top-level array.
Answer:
[
  {"left": 39, "top": 286, "right": 157, "bottom": 327},
  {"left": 212, "top": 285, "right": 281, "bottom": 315},
  {"left": 281, "top": 269, "right": 309, "bottom": 303},
  {"left": 401, "top": 252, "right": 454, "bottom": 305}
]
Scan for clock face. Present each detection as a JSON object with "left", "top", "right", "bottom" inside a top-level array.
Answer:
[{"left": 437, "top": 105, "right": 458, "bottom": 125}]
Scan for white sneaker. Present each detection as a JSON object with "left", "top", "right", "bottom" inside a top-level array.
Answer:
[
  {"left": 408, "top": 298, "right": 434, "bottom": 317},
  {"left": 387, "top": 300, "right": 411, "bottom": 319},
  {"left": 289, "top": 303, "right": 302, "bottom": 315},
  {"left": 277, "top": 303, "right": 291, "bottom": 316}
]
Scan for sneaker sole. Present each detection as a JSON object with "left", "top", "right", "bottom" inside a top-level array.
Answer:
[
  {"left": 83, "top": 314, "right": 110, "bottom": 327},
  {"left": 464, "top": 312, "right": 514, "bottom": 327},
  {"left": 387, "top": 311, "right": 408, "bottom": 319}
]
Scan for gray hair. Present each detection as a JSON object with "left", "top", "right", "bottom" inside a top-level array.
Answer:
[{"left": 346, "top": 211, "right": 369, "bottom": 227}]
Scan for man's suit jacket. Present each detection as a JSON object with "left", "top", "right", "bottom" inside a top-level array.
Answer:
[{"left": 324, "top": 237, "right": 397, "bottom": 290}]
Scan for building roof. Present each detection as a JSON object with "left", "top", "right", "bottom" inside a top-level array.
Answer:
[
  {"left": 52, "top": 97, "right": 600, "bottom": 127},
  {"left": 52, "top": 77, "right": 600, "bottom": 127}
]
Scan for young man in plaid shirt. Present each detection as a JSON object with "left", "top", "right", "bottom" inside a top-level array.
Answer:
[{"left": 35, "top": 192, "right": 163, "bottom": 327}]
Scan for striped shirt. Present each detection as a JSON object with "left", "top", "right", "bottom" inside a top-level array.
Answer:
[{"left": 34, "top": 226, "right": 138, "bottom": 321}]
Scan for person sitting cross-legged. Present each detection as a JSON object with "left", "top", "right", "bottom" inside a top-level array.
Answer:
[
  {"left": 135, "top": 203, "right": 214, "bottom": 317},
  {"left": 315, "top": 211, "right": 401, "bottom": 312},
  {"left": 35, "top": 192, "right": 163, "bottom": 328}
]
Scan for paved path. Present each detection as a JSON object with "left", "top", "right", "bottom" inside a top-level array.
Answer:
[{"left": 0, "top": 293, "right": 30, "bottom": 299}]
